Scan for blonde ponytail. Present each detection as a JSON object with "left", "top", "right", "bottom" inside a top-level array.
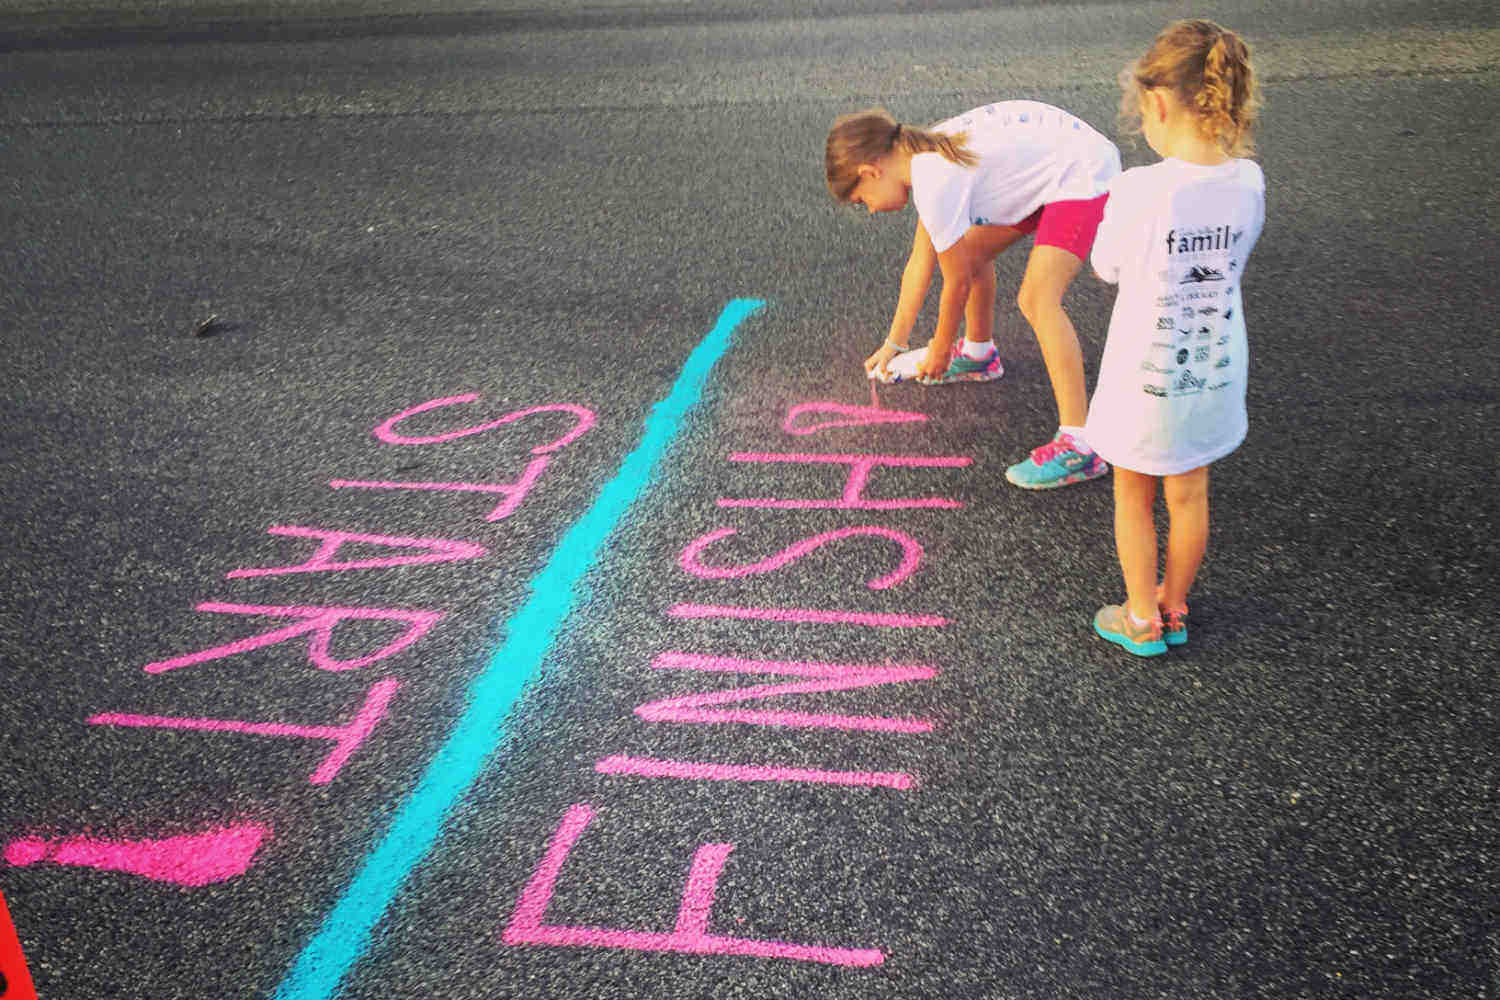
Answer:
[
  {"left": 1198, "top": 31, "right": 1259, "bottom": 155},
  {"left": 893, "top": 122, "right": 978, "bottom": 168}
]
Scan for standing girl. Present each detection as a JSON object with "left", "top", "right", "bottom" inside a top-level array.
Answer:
[
  {"left": 1086, "top": 20, "right": 1264, "bottom": 655},
  {"left": 826, "top": 100, "right": 1121, "bottom": 490}
]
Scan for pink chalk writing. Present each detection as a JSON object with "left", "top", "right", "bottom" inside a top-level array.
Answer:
[
  {"left": 144, "top": 602, "right": 443, "bottom": 675},
  {"left": 678, "top": 526, "right": 923, "bottom": 590},
  {"left": 4, "top": 824, "right": 270, "bottom": 887},
  {"left": 667, "top": 603, "right": 949, "bottom": 628},
  {"left": 227, "top": 526, "right": 486, "bottom": 578},
  {"left": 595, "top": 755, "right": 913, "bottom": 790},
  {"left": 373, "top": 396, "right": 595, "bottom": 451},
  {"left": 781, "top": 402, "right": 926, "bottom": 436},
  {"left": 638, "top": 653, "right": 935, "bottom": 733},
  {"left": 719, "top": 452, "right": 969, "bottom": 509},
  {"left": 502, "top": 804, "right": 884, "bottom": 967},
  {"left": 88, "top": 678, "right": 399, "bottom": 784},
  {"left": 330, "top": 455, "right": 551, "bottom": 522}
]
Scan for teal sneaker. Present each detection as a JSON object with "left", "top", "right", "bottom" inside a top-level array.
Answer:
[
  {"left": 1093, "top": 604, "right": 1167, "bottom": 657},
  {"left": 1155, "top": 586, "right": 1189, "bottom": 646},
  {"left": 917, "top": 341, "right": 1003, "bottom": 384},
  {"left": 1005, "top": 432, "right": 1109, "bottom": 489}
]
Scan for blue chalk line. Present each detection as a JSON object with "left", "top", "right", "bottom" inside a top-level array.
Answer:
[{"left": 274, "top": 298, "right": 766, "bottom": 1000}]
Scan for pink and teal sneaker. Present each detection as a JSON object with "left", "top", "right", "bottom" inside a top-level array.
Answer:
[
  {"left": 1093, "top": 604, "right": 1167, "bottom": 657},
  {"left": 917, "top": 340, "right": 1003, "bottom": 385},
  {"left": 1155, "top": 585, "right": 1189, "bottom": 646},
  {"left": 1004, "top": 432, "right": 1109, "bottom": 490}
]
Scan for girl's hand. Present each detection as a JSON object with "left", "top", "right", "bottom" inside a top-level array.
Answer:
[
  {"left": 864, "top": 341, "right": 905, "bottom": 379},
  {"left": 917, "top": 332, "right": 954, "bottom": 380}
]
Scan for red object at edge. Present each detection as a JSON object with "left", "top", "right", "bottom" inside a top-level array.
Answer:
[{"left": 0, "top": 888, "right": 38, "bottom": 1000}]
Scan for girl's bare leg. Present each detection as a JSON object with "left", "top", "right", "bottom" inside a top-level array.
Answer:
[
  {"left": 1113, "top": 467, "right": 1159, "bottom": 621},
  {"left": 965, "top": 258, "right": 996, "bottom": 345},
  {"left": 1017, "top": 244, "right": 1088, "bottom": 427},
  {"left": 964, "top": 224, "right": 1028, "bottom": 347},
  {"left": 1161, "top": 465, "right": 1210, "bottom": 609}
]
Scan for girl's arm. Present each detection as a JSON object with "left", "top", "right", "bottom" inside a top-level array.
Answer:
[
  {"left": 865, "top": 222, "right": 938, "bottom": 377},
  {"left": 915, "top": 231, "right": 978, "bottom": 379}
]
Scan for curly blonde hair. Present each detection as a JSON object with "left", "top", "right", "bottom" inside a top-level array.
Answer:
[
  {"left": 1119, "top": 20, "right": 1261, "bottom": 157},
  {"left": 825, "top": 108, "right": 978, "bottom": 202}
]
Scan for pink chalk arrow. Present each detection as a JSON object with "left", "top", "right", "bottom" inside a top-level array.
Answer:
[{"left": 3, "top": 824, "right": 270, "bottom": 887}]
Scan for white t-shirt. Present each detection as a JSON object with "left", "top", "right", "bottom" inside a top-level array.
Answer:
[
  {"left": 1084, "top": 157, "right": 1266, "bottom": 476},
  {"left": 909, "top": 101, "right": 1121, "bottom": 253}
]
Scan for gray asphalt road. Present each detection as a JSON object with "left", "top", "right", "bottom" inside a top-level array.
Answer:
[{"left": 2, "top": 2, "right": 1497, "bottom": 999}]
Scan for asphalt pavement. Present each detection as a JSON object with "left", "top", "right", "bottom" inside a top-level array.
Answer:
[{"left": 1, "top": 2, "right": 1496, "bottom": 998}]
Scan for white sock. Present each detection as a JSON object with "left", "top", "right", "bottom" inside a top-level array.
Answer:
[
  {"left": 960, "top": 338, "right": 997, "bottom": 361},
  {"left": 1058, "top": 425, "right": 1092, "bottom": 452},
  {"left": 1128, "top": 609, "right": 1156, "bottom": 628}
]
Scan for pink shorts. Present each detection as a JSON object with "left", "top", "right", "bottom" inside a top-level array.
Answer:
[{"left": 1012, "top": 192, "right": 1109, "bottom": 262}]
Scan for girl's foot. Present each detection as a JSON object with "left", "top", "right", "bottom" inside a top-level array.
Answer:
[
  {"left": 1005, "top": 432, "right": 1109, "bottom": 489},
  {"left": 1093, "top": 604, "right": 1167, "bottom": 657},
  {"left": 1155, "top": 584, "right": 1189, "bottom": 646},
  {"left": 917, "top": 340, "right": 1004, "bottom": 384}
]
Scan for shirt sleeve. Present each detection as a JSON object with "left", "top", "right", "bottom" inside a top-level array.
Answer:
[
  {"left": 1245, "top": 160, "right": 1267, "bottom": 248},
  {"left": 1090, "top": 171, "right": 1133, "bottom": 284},
  {"left": 909, "top": 153, "right": 974, "bottom": 254}
]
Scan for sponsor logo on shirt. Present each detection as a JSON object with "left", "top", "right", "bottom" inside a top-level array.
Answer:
[
  {"left": 1180, "top": 265, "right": 1225, "bottom": 284},
  {"left": 1209, "top": 380, "right": 1232, "bottom": 391},
  {"left": 1198, "top": 306, "right": 1219, "bottom": 315},
  {"left": 1157, "top": 316, "right": 1176, "bottom": 330},
  {"left": 1216, "top": 335, "right": 1230, "bottom": 346},
  {"left": 1173, "top": 370, "right": 1205, "bottom": 395},
  {"left": 1214, "top": 355, "right": 1231, "bottom": 368},
  {"left": 1151, "top": 341, "right": 1173, "bottom": 350},
  {"left": 1143, "top": 383, "right": 1168, "bottom": 397},
  {"left": 1193, "top": 346, "right": 1210, "bottom": 362},
  {"left": 1196, "top": 326, "right": 1212, "bottom": 340},
  {"left": 1176, "top": 348, "right": 1190, "bottom": 365},
  {"left": 1141, "top": 360, "right": 1173, "bottom": 374}
]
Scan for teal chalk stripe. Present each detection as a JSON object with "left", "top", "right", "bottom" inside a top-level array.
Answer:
[{"left": 274, "top": 298, "right": 766, "bottom": 1000}]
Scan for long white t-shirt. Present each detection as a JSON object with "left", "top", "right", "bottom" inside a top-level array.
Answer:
[
  {"left": 1084, "top": 157, "right": 1266, "bottom": 476},
  {"left": 909, "top": 101, "right": 1121, "bottom": 253}
]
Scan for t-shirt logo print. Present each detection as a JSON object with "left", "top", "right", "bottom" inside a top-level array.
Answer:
[
  {"left": 1180, "top": 265, "right": 1225, "bottom": 284},
  {"left": 1174, "top": 369, "right": 1205, "bottom": 394}
]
